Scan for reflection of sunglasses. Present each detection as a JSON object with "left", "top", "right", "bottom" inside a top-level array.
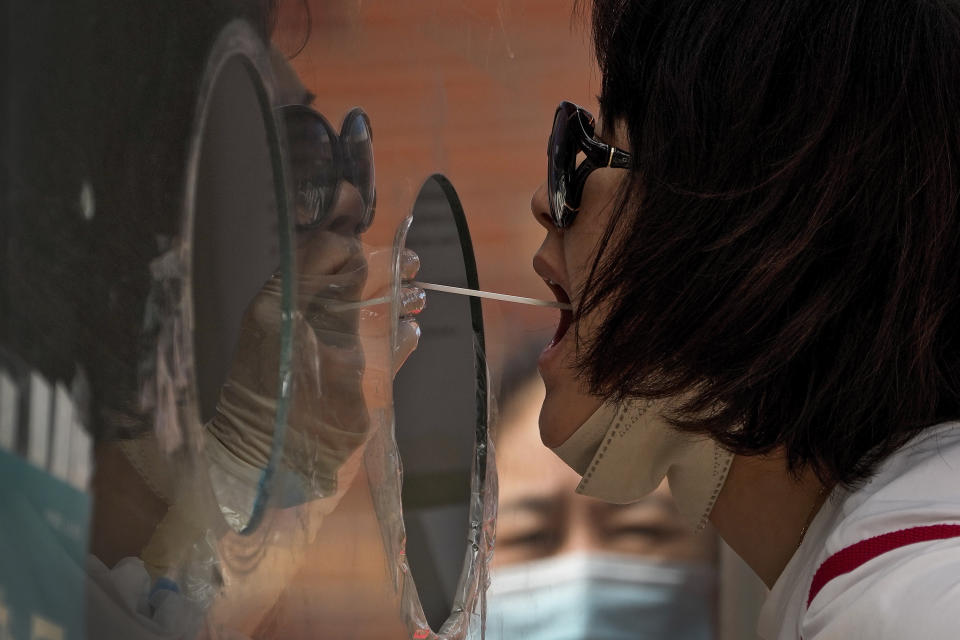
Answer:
[
  {"left": 548, "top": 101, "right": 631, "bottom": 229},
  {"left": 278, "top": 104, "right": 376, "bottom": 231}
]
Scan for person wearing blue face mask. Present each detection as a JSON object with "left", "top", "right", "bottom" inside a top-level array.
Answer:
[{"left": 489, "top": 368, "right": 717, "bottom": 640}]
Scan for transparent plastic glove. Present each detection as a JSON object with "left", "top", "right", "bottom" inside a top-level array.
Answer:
[{"left": 205, "top": 225, "right": 422, "bottom": 514}]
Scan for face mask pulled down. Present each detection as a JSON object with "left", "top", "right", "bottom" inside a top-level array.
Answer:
[{"left": 551, "top": 398, "right": 733, "bottom": 531}]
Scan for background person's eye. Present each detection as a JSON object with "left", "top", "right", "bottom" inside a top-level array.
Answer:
[
  {"left": 602, "top": 522, "right": 690, "bottom": 557},
  {"left": 493, "top": 524, "right": 562, "bottom": 565},
  {"left": 498, "top": 527, "right": 558, "bottom": 552},
  {"left": 608, "top": 523, "right": 680, "bottom": 542}
]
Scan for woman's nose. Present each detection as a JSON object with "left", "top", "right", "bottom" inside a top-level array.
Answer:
[
  {"left": 530, "top": 181, "right": 554, "bottom": 231},
  {"left": 531, "top": 182, "right": 563, "bottom": 283}
]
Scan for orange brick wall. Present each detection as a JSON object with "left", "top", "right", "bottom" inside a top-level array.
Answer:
[{"left": 276, "top": 0, "right": 599, "bottom": 358}]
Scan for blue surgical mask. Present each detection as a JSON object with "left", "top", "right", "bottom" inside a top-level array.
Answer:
[{"left": 485, "top": 552, "right": 715, "bottom": 640}]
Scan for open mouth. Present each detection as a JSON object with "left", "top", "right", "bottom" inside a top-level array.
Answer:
[{"left": 545, "top": 279, "right": 573, "bottom": 348}]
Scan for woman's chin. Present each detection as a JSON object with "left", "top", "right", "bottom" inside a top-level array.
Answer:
[
  {"left": 537, "top": 388, "right": 603, "bottom": 449},
  {"left": 537, "top": 403, "right": 567, "bottom": 448}
]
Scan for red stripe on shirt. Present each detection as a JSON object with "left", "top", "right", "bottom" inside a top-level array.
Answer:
[{"left": 807, "top": 523, "right": 960, "bottom": 607}]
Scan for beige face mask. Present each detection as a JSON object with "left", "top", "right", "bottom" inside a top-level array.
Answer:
[{"left": 551, "top": 398, "right": 733, "bottom": 532}]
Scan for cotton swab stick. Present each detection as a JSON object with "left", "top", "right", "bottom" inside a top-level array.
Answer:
[
  {"left": 325, "top": 295, "right": 392, "bottom": 311},
  {"left": 317, "top": 282, "right": 573, "bottom": 311},
  {"left": 411, "top": 281, "right": 572, "bottom": 310}
]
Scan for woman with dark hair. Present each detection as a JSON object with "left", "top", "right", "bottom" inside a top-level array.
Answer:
[{"left": 531, "top": 1, "right": 960, "bottom": 637}]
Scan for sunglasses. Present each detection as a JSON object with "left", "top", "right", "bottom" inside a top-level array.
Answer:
[
  {"left": 278, "top": 104, "right": 376, "bottom": 232},
  {"left": 548, "top": 101, "right": 632, "bottom": 229}
]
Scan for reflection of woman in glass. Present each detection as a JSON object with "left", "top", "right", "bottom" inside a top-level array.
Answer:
[
  {"left": 530, "top": 2, "right": 960, "bottom": 638},
  {"left": 490, "top": 366, "right": 715, "bottom": 640},
  {"left": 13, "top": 2, "right": 422, "bottom": 637}
]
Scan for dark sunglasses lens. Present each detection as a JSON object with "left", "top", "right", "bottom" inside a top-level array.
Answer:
[
  {"left": 548, "top": 104, "right": 576, "bottom": 227},
  {"left": 341, "top": 111, "right": 375, "bottom": 231},
  {"left": 280, "top": 106, "right": 338, "bottom": 227}
]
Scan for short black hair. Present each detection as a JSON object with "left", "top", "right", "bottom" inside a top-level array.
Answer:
[{"left": 575, "top": 0, "right": 960, "bottom": 487}]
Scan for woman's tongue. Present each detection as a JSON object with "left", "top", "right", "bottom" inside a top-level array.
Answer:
[
  {"left": 550, "top": 307, "right": 572, "bottom": 348},
  {"left": 546, "top": 281, "right": 572, "bottom": 348}
]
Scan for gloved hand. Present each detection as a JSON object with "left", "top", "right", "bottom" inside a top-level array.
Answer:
[{"left": 204, "top": 223, "right": 423, "bottom": 522}]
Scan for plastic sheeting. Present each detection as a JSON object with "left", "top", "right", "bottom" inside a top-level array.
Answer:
[{"left": 389, "top": 177, "right": 496, "bottom": 637}]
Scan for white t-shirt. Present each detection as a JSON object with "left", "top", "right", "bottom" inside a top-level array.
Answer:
[{"left": 758, "top": 421, "right": 960, "bottom": 639}]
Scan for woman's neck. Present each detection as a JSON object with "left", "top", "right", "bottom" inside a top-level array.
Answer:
[{"left": 709, "top": 451, "right": 830, "bottom": 588}]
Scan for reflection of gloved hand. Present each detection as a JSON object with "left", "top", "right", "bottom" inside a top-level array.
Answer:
[{"left": 204, "top": 226, "right": 422, "bottom": 519}]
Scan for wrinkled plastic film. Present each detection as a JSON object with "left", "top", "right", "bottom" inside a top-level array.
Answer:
[
  {"left": 435, "top": 186, "right": 498, "bottom": 640},
  {"left": 436, "top": 338, "right": 498, "bottom": 640},
  {"left": 365, "top": 179, "right": 499, "bottom": 640},
  {"left": 365, "top": 215, "right": 414, "bottom": 597}
]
